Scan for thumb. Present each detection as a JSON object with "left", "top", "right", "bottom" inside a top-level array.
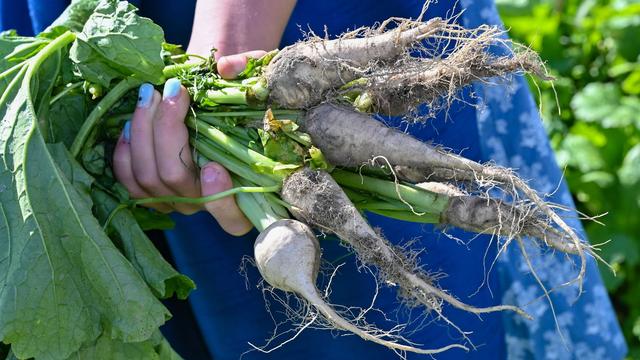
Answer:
[
  {"left": 200, "top": 162, "right": 253, "bottom": 236},
  {"left": 217, "top": 50, "right": 268, "bottom": 79}
]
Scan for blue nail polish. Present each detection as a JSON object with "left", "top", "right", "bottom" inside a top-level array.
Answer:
[
  {"left": 137, "top": 83, "right": 154, "bottom": 108},
  {"left": 123, "top": 120, "right": 131, "bottom": 143},
  {"left": 163, "top": 78, "right": 181, "bottom": 100}
]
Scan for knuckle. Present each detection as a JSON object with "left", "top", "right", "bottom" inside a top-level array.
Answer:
[
  {"left": 158, "top": 166, "right": 186, "bottom": 186},
  {"left": 134, "top": 171, "right": 160, "bottom": 191}
]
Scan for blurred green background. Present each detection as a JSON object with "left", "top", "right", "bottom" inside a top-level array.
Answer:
[{"left": 496, "top": 0, "right": 640, "bottom": 356}]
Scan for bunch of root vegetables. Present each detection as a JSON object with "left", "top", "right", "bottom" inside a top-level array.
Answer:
[
  {"left": 0, "top": 1, "right": 601, "bottom": 356},
  {"left": 152, "top": 16, "right": 596, "bottom": 354}
]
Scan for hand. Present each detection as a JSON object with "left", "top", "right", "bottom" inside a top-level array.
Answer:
[{"left": 112, "top": 51, "right": 267, "bottom": 236}]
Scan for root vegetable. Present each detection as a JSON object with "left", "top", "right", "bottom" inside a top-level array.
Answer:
[
  {"left": 281, "top": 168, "right": 531, "bottom": 320},
  {"left": 264, "top": 18, "right": 446, "bottom": 109},
  {"left": 2, "top": 2, "right": 603, "bottom": 357},
  {"left": 184, "top": 16, "right": 544, "bottom": 115},
  {"left": 300, "top": 103, "right": 589, "bottom": 273},
  {"left": 254, "top": 219, "right": 466, "bottom": 355}
]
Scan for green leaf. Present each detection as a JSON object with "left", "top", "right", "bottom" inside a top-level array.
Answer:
[
  {"left": 581, "top": 171, "right": 615, "bottom": 187},
  {"left": 556, "top": 133, "right": 605, "bottom": 172},
  {"left": 571, "top": 82, "right": 640, "bottom": 128},
  {"left": 3, "top": 40, "right": 48, "bottom": 62},
  {"left": 70, "top": 331, "right": 183, "bottom": 359},
  {"left": 70, "top": 0, "right": 166, "bottom": 87},
  {"left": 622, "top": 69, "right": 640, "bottom": 95},
  {"left": 0, "top": 34, "right": 38, "bottom": 94},
  {"left": 571, "top": 82, "right": 620, "bottom": 121},
  {"left": 32, "top": 47, "right": 63, "bottom": 141},
  {"left": 82, "top": 142, "right": 108, "bottom": 176},
  {"left": 131, "top": 207, "right": 175, "bottom": 231},
  {"left": 92, "top": 189, "right": 195, "bottom": 300},
  {"left": 618, "top": 144, "right": 640, "bottom": 186},
  {"left": 50, "top": 0, "right": 103, "bottom": 33},
  {"left": 48, "top": 143, "right": 94, "bottom": 206},
  {"left": 48, "top": 91, "right": 91, "bottom": 147},
  {"left": 0, "top": 32, "right": 169, "bottom": 360},
  {"left": 569, "top": 122, "right": 607, "bottom": 146},
  {"left": 589, "top": 226, "right": 639, "bottom": 291}
]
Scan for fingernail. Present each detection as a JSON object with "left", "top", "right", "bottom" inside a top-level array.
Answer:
[
  {"left": 202, "top": 166, "right": 218, "bottom": 184},
  {"left": 163, "top": 78, "right": 181, "bottom": 100},
  {"left": 122, "top": 120, "right": 131, "bottom": 143},
  {"left": 137, "top": 83, "right": 154, "bottom": 108}
]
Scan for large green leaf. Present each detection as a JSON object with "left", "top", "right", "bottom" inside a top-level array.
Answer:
[
  {"left": 48, "top": 92, "right": 91, "bottom": 147},
  {"left": 50, "top": 0, "right": 102, "bottom": 33},
  {"left": 0, "top": 33, "right": 169, "bottom": 360},
  {"left": 70, "top": 0, "right": 165, "bottom": 87},
  {"left": 92, "top": 189, "right": 195, "bottom": 300},
  {"left": 70, "top": 331, "right": 182, "bottom": 359}
]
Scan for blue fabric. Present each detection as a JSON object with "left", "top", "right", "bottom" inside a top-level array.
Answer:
[{"left": 0, "top": 1, "right": 627, "bottom": 359}]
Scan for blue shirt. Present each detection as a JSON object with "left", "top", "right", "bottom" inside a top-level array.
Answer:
[{"left": 1, "top": 1, "right": 626, "bottom": 359}]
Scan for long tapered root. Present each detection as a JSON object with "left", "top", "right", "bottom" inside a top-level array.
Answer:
[
  {"left": 357, "top": 23, "right": 550, "bottom": 116},
  {"left": 265, "top": 18, "right": 448, "bottom": 109},
  {"left": 254, "top": 219, "right": 467, "bottom": 355},
  {"left": 305, "top": 290, "right": 469, "bottom": 355},
  {"left": 301, "top": 104, "right": 590, "bottom": 291},
  {"left": 264, "top": 13, "right": 547, "bottom": 111},
  {"left": 281, "top": 168, "right": 530, "bottom": 320},
  {"left": 361, "top": 48, "right": 548, "bottom": 116}
]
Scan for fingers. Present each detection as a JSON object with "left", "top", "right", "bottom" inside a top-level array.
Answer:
[
  {"left": 113, "top": 80, "right": 254, "bottom": 236},
  {"left": 112, "top": 123, "right": 173, "bottom": 213},
  {"left": 129, "top": 84, "right": 168, "bottom": 195},
  {"left": 128, "top": 82, "right": 199, "bottom": 214},
  {"left": 217, "top": 50, "right": 267, "bottom": 79},
  {"left": 153, "top": 79, "right": 201, "bottom": 214},
  {"left": 200, "top": 162, "right": 253, "bottom": 236}
]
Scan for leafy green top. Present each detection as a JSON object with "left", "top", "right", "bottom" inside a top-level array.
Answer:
[{"left": 0, "top": 1, "right": 194, "bottom": 359}]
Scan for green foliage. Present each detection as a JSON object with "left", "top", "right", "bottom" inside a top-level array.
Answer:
[
  {"left": 498, "top": 0, "right": 640, "bottom": 356},
  {"left": 70, "top": 0, "right": 165, "bottom": 87},
  {"left": 0, "top": 1, "right": 193, "bottom": 358}
]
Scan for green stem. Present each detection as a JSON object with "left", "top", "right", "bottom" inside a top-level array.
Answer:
[
  {"left": 49, "top": 81, "right": 82, "bottom": 105},
  {"left": 70, "top": 77, "right": 142, "bottom": 157},
  {"left": 103, "top": 204, "right": 127, "bottom": 230},
  {"left": 24, "top": 31, "right": 75, "bottom": 79},
  {"left": 206, "top": 88, "right": 248, "bottom": 105},
  {"left": 191, "top": 137, "right": 277, "bottom": 187},
  {"left": 0, "top": 66, "right": 28, "bottom": 106},
  {"left": 187, "top": 117, "right": 288, "bottom": 181},
  {"left": 0, "top": 61, "right": 27, "bottom": 81},
  {"left": 367, "top": 209, "right": 440, "bottom": 224},
  {"left": 162, "top": 62, "right": 203, "bottom": 78},
  {"left": 130, "top": 185, "right": 280, "bottom": 206},
  {"left": 198, "top": 110, "right": 301, "bottom": 118},
  {"left": 331, "top": 169, "right": 451, "bottom": 215},
  {"left": 171, "top": 53, "right": 208, "bottom": 61},
  {"left": 195, "top": 115, "right": 254, "bottom": 143},
  {"left": 263, "top": 192, "right": 292, "bottom": 210},
  {"left": 208, "top": 78, "right": 247, "bottom": 88},
  {"left": 104, "top": 113, "right": 132, "bottom": 128},
  {"left": 234, "top": 177, "right": 285, "bottom": 232}
]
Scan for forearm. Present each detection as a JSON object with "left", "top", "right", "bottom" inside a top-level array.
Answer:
[{"left": 187, "top": 0, "right": 297, "bottom": 58}]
